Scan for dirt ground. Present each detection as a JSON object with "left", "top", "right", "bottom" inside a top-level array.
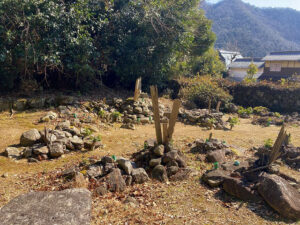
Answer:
[{"left": 0, "top": 110, "right": 300, "bottom": 225}]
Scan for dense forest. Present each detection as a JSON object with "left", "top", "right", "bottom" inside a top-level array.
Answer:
[
  {"left": 0, "top": 0, "right": 225, "bottom": 93},
  {"left": 203, "top": 0, "right": 300, "bottom": 57}
]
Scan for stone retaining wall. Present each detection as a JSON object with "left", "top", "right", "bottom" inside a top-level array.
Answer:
[{"left": 229, "top": 84, "right": 300, "bottom": 113}]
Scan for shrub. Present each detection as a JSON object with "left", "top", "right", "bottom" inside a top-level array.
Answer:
[
  {"left": 180, "top": 75, "right": 232, "bottom": 108},
  {"left": 264, "top": 138, "right": 273, "bottom": 148},
  {"left": 274, "top": 112, "right": 281, "bottom": 118},
  {"left": 237, "top": 106, "right": 253, "bottom": 116},
  {"left": 228, "top": 117, "right": 239, "bottom": 130},
  {"left": 253, "top": 106, "right": 268, "bottom": 115}
]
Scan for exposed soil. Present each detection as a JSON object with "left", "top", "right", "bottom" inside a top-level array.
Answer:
[{"left": 0, "top": 109, "right": 300, "bottom": 225}]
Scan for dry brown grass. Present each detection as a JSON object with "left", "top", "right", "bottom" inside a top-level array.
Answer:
[{"left": 0, "top": 110, "right": 300, "bottom": 225}]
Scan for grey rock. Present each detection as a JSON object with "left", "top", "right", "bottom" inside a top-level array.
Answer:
[
  {"left": 206, "top": 150, "right": 226, "bottom": 163},
  {"left": 258, "top": 174, "right": 300, "bottom": 220},
  {"left": 33, "top": 146, "right": 49, "bottom": 155},
  {"left": 70, "top": 136, "right": 84, "bottom": 150},
  {"left": 28, "top": 158, "right": 39, "bottom": 163},
  {"left": 131, "top": 168, "right": 149, "bottom": 184},
  {"left": 4, "top": 147, "right": 22, "bottom": 159},
  {"left": 223, "top": 177, "right": 261, "bottom": 202},
  {"left": 162, "top": 150, "right": 179, "bottom": 164},
  {"left": 49, "top": 142, "right": 65, "bottom": 158},
  {"left": 134, "top": 107, "right": 143, "bottom": 114},
  {"left": 167, "top": 166, "right": 179, "bottom": 177},
  {"left": 86, "top": 165, "right": 103, "bottom": 178},
  {"left": 20, "top": 129, "right": 41, "bottom": 146},
  {"left": 56, "top": 120, "right": 71, "bottom": 130},
  {"left": 152, "top": 165, "right": 168, "bottom": 182},
  {"left": 101, "top": 156, "right": 114, "bottom": 164},
  {"left": 0, "top": 189, "right": 91, "bottom": 225},
  {"left": 154, "top": 145, "right": 164, "bottom": 156},
  {"left": 149, "top": 158, "right": 162, "bottom": 167},
  {"left": 169, "top": 168, "right": 192, "bottom": 181},
  {"left": 22, "top": 148, "right": 33, "bottom": 158},
  {"left": 202, "top": 169, "right": 230, "bottom": 187},
  {"left": 106, "top": 168, "right": 126, "bottom": 192},
  {"left": 95, "top": 184, "right": 108, "bottom": 196},
  {"left": 117, "top": 158, "right": 133, "bottom": 175}
]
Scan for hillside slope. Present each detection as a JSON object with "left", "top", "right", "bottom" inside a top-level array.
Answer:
[{"left": 203, "top": 0, "right": 300, "bottom": 57}]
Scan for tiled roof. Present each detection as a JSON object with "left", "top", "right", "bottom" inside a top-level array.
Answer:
[
  {"left": 262, "top": 51, "right": 300, "bottom": 61},
  {"left": 229, "top": 58, "right": 264, "bottom": 69}
]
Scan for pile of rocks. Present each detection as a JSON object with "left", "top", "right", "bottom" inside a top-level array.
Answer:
[
  {"left": 132, "top": 139, "right": 190, "bottom": 182},
  {"left": 202, "top": 161, "right": 300, "bottom": 220},
  {"left": 252, "top": 116, "right": 284, "bottom": 127},
  {"left": 4, "top": 122, "right": 103, "bottom": 162},
  {"left": 179, "top": 109, "right": 227, "bottom": 130},
  {"left": 190, "top": 138, "right": 233, "bottom": 163},
  {"left": 284, "top": 112, "right": 300, "bottom": 126},
  {"left": 63, "top": 155, "right": 149, "bottom": 195},
  {"left": 254, "top": 145, "right": 300, "bottom": 170},
  {"left": 111, "top": 98, "right": 162, "bottom": 125},
  {"left": 202, "top": 142, "right": 300, "bottom": 220}
]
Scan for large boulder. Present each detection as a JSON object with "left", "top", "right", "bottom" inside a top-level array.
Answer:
[
  {"left": 258, "top": 174, "right": 300, "bottom": 220},
  {"left": 223, "top": 177, "right": 261, "bottom": 202},
  {"left": 0, "top": 188, "right": 91, "bottom": 225},
  {"left": 20, "top": 129, "right": 41, "bottom": 146},
  {"left": 106, "top": 168, "right": 126, "bottom": 192}
]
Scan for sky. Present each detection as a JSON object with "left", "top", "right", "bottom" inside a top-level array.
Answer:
[{"left": 206, "top": 0, "right": 300, "bottom": 11}]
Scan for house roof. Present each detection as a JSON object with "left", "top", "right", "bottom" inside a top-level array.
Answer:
[
  {"left": 229, "top": 58, "right": 265, "bottom": 69},
  {"left": 218, "top": 49, "right": 243, "bottom": 68},
  {"left": 262, "top": 51, "right": 300, "bottom": 61}
]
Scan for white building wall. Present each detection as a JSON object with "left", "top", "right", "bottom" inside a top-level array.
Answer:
[{"left": 229, "top": 68, "right": 264, "bottom": 81}]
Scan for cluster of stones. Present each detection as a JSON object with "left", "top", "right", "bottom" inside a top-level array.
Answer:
[
  {"left": 254, "top": 145, "right": 300, "bottom": 170},
  {"left": 111, "top": 97, "right": 167, "bottom": 129},
  {"left": 201, "top": 142, "right": 300, "bottom": 220},
  {"left": 132, "top": 139, "right": 190, "bottom": 182},
  {"left": 0, "top": 95, "right": 76, "bottom": 112},
  {"left": 4, "top": 121, "right": 103, "bottom": 162},
  {"left": 179, "top": 109, "right": 227, "bottom": 130},
  {"left": 191, "top": 138, "right": 233, "bottom": 163},
  {"left": 63, "top": 155, "right": 149, "bottom": 195}
]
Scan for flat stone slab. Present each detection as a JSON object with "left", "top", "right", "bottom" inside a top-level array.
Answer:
[{"left": 0, "top": 188, "right": 91, "bottom": 225}]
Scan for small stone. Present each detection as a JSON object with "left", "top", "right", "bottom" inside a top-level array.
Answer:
[
  {"left": 206, "top": 150, "right": 226, "bottom": 163},
  {"left": 131, "top": 168, "right": 149, "bottom": 184},
  {"left": 154, "top": 145, "right": 165, "bottom": 156},
  {"left": 117, "top": 158, "right": 133, "bottom": 175},
  {"left": 2, "top": 173, "right": 8, "bottom": 178},
  {"left": 22, "top": 148, "right": 33, "bottom": 158},
  {"left": 4, "top": 147, "right": 22, "bottom": 159},
  {"left": 152, "top": 165, "right": 168, "bottom": 182},
  {"left": 33, "top": 146, "right": 49, "bottom": 155},
  {"left": 106, "top": 169, "right": 126, "bottom": 192},
  {"left": 149, "top": 158, "right": 162, "bottom": 167},
  {"left": 167, "top": 166, "right": 179, "bottom": 177},
  {"left": 74, "top": 172, "right": 88, "bottom": 188},
  {"left": 101, "top": 156, "right": 114, "bottom": 164},
  {"left": 28, "top": 158, "right": 39, "bottom": 163},
  {"left": 162, "top": 150, "right": 179, "bottom": 164},
  {"left": 95, "top": 184, "right": 108, "bottom": 196},
  {"left": 86, "top": 165, "right": 103, "bottom": 178},
  {"left": 49, "top": 142, "right": 65, "bottom": 158}
]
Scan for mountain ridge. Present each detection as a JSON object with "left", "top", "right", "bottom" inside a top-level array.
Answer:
[{"left": 202, "top": 0, "right": 300, "bottom": 57}]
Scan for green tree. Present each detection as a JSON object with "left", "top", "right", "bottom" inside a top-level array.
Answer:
[{"left": 244, "top": 62, "right": 258, "bottom": 83}]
